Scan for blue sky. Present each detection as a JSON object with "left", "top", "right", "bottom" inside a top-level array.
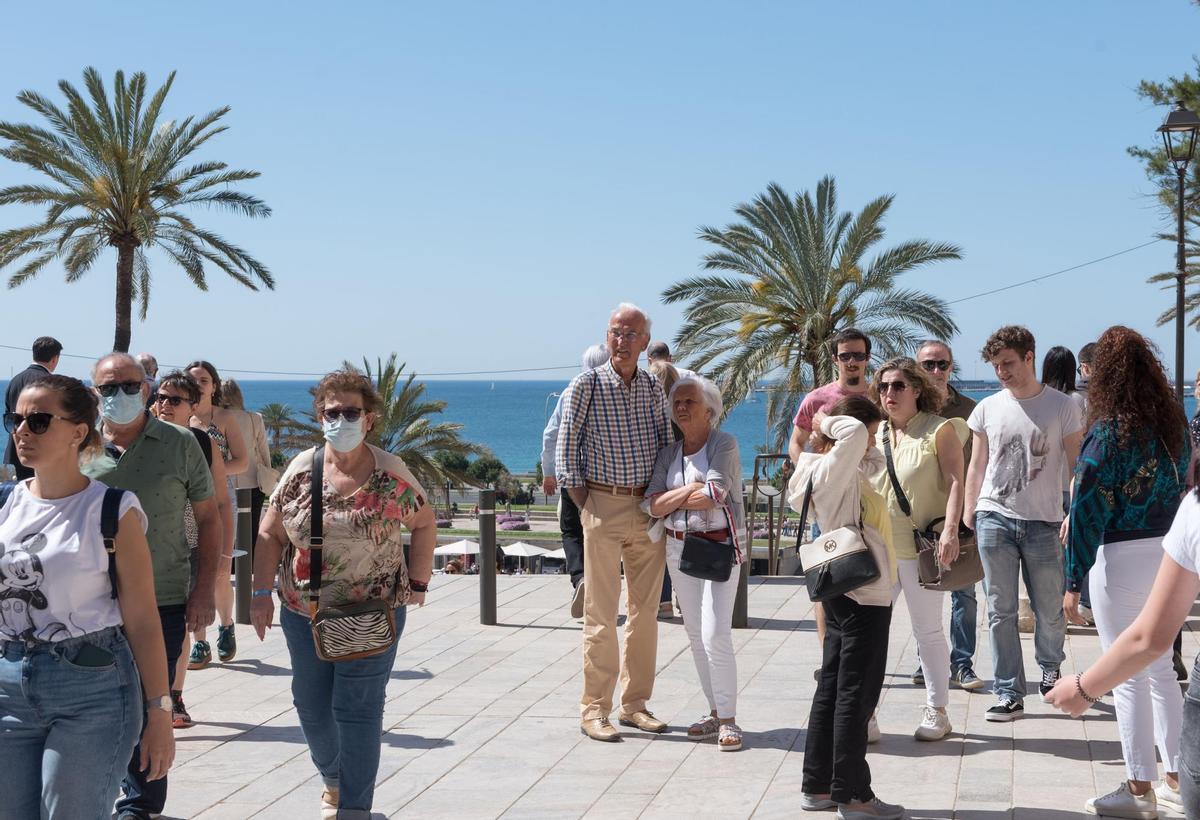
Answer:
[{"left": 0, "top": 1, "right": 1197, "bottom": 383}]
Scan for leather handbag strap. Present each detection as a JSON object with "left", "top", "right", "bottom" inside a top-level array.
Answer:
[
  {"left": 882, "top": 421, "right": 914, "bottom": 520},
  {"left": 308, "top": 446, "right": 325, "bottom": 615}
]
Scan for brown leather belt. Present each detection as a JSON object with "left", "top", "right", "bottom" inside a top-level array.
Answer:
[
  {"left": 667, "top": 527, "right": 731, "bottom": 542},
  {"left": 585, "top": 480, "right": 647, "bottom": 497}
]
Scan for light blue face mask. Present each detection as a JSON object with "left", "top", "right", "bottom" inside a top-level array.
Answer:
[
  {"left": 101, "top": 390, "right": 145, "bottom": 425},
  {"left": 322, "top": 417, "right": 365, "bottom": 453}
]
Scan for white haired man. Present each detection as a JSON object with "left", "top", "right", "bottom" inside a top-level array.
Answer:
[{"left": 557, "top": 304, "right": 673, "bottom": 742}]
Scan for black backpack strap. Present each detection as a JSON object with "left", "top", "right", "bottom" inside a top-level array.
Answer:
[
  {"left": 308, "top": 447, "right": 324, "bottom": 616},
  {"left": 882, "top": 420, "right": 913, "bottom": 519},
  {"left": 101, "top": 487, "right": 125, "bottom": 599}
]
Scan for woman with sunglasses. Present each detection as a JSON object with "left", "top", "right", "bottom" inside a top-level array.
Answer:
[
  {"left": 0, "top": 375, "right": 174, "bottom": 818},
  {"left": 152, "top": 370, "right": 234, "bottom": 729},
  {"left": 250, "top": 367, "right": 436, "bottom": 819},
  {"left": 183, "top": 360, "right": 247, "bottom": 671},
  {"left": 870, "top": 357, "right": 967, "bottom": 742}
]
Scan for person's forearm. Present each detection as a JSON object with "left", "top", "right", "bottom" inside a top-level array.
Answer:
[
  {"left": 407, "top": 520, "right": 436, "bottom": 582},
  {"left": 944, "top": 476, "right": 964, "bottom": 530},
  {"left": 648, "top": 483, "right": 695, "bottom": 517},
  {"left": 681, "top": 488, "right": 718, "bottom": 510},
  {"left": 252, "top": 529, "right": 286, "bottom": 591},
  {"left": 194, "top": 504, "right": 222, "bottom": 592},
  {"left": 964, "top": 463, "right": 983, "bottom": 522},
  {"left": 124, "top": 605, "right": 171, "bottom": 699}
]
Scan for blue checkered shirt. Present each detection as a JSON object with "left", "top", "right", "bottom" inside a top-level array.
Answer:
[{"left": 555, "top": 361, "right": 671, "bottom": 489}]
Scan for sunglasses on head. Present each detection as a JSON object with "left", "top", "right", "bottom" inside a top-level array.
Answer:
[
  {"left": 322, "top": 407, "right": 363, "bottom": 422},
  {"left": 96, "top": 381, "right": 142, "bottom": 398},
  {"left": 835, "top": 351, "right": 869, "bottom": 363},
  {"left": 920, "top": 359, "right": 951, "bottom": 372},
  {"left": 879, "top": 381, "right": 910, "bottom": 394},
  {"left": 155, "top": 394, "right": 188, "bottom": 408},
  {"left": 3, "top": 411, "right": 71, "bottom": 435}
]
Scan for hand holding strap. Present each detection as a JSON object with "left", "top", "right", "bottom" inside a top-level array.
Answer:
[{"left": 308, "top": 446, "right": 325, "bottom": 617}]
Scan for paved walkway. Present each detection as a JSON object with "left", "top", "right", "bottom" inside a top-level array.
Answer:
[{"left": 165, "top": 575, "right": 1192, "bottom": 819}]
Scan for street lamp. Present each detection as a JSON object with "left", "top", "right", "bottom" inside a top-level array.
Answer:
[{"left": 1158, "top": 100, "right": 1200, "bottom": 400}]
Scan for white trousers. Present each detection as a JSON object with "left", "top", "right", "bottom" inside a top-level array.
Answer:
[
  {"left": 666, "top": 536, "right": 740, "bottom": 718},
  {"left": 893, "top": 559, "right": 950, "bottom": 708},
  {"left": 1091, "top": 537, "right": 1182, "bottom": 781}
]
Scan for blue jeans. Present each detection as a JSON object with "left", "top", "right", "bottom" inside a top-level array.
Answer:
[
  {"left": 949, "top": 584, "right": 978, "bottom": 673},
  {"left": 118, "top": 604, "right": 186, "bottom": 818},
  {"left": 975, "top": 511, "right": 1066, "bottom": 701},
  {"left": 1179, "top": 654, "right": 1200, "bottom": 815},
  {"left": 281, "top": 605, "right": 406, "bottom": 819},
  {"left": 0, "top": 627, "right": 143, "bottom": 819}
]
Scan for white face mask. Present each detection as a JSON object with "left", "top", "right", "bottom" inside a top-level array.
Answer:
[
  {"left": 100, "top": 390, "right": 145, "bottom": 425},
  {"left": 322, "top": 416, "right": 365, "bottom": 452}
]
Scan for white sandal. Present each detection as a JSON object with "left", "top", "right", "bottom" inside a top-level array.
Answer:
[
  {"left": 718, "top": 722, "right": 743, "bottom": 752},
  {"left": 687, "top": 715, "right": 719, "bottom": 740}
]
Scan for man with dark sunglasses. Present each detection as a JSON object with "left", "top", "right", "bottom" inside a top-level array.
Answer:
[
  {"left": 3, "top": 335, "right": 61, "bottom": 480},
  {"left": 82, "top": 353, "right": 220, "bottom": 820},
  {"left": 787, "top": 328, "right": 873, "bottom": 464}
]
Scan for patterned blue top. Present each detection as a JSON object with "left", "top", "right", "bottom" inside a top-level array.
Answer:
[{"left": 1065, "top": 420, "right": 1191, "bottom": 592}]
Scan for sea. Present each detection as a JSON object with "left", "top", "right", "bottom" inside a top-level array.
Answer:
[{"left": 3, "top": 379, "right": 1197, "bottom": 479}]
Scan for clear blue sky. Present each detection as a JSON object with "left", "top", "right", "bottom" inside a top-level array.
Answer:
[{"left": 1, "top": 1, "right": 1197, "bottom": 383}]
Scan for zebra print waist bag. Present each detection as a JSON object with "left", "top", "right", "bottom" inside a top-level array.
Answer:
[{"left": 307, "top": 446, "right": 398, "bottom": 662}]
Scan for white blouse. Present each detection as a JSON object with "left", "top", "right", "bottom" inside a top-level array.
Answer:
[{"left": 666, "top": 447, "right": 726, "bottom": 533}]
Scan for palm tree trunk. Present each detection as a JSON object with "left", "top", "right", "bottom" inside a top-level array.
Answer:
[{"left": 113, "top": 242, "right": 135, "bottom": 352}]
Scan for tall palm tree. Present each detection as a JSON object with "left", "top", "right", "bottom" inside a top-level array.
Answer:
[
  {"left": 662, "top": 177, "right": 961, "bottom": 448},
  {"left": 350, "top": 355, "right": 487, "bottom": 492},
  {"left": 0, "top": 67, "right": 271, "bottom": 352},
  {"left": 259, "top": 402, "right": 317, "bottom": 453}
]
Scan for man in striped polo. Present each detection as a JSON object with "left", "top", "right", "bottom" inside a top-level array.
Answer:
[{"left": 557, "top": 302, "right": 673, "bottom": 742}]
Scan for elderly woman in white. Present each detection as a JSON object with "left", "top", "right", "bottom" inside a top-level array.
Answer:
[{"left": 645, "top": 375, "right": 746, "bottom": 751}]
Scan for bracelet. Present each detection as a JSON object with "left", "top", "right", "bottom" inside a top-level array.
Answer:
[
  {"left": 252, "top": 588, "right": 274, "bottom": 598},
  {"left": 1075, "top": 673, "right": 1099, "bottom": 704},
  {"left": 409, "top": 579, "right": 430, "bottom": 593}
]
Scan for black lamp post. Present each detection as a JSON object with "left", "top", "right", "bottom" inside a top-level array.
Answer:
[{"left": 1158, "top": 100, "right": 1200, "bottom": 400}]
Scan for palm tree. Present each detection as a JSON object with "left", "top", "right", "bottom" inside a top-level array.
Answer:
[
  {"left": 260, "top": 403, "right": 317, "bottom": 453},
  {"left": 0, "top": 67, "right": 271, "bottom": 352},
  {"left": 662, "top": 177, "right": 961, "bottom": 448},
  {"left": 350, "top": 355, "right": 487, "bottom": 492}
]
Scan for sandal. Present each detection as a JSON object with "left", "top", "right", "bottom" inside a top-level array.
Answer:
[
  {"left": 687, "top": 715, "right": 719, "bottom": 740},
  {"left": 718, "top": 722, "right": 743, "bottom": 752}
]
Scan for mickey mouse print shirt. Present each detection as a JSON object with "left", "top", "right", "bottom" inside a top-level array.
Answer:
[
  {"left": 270, "top": 444, "right": 429, "bottom": 616},
  {"left": 0, "top": 478, "right": 146, "bottom": 642}
]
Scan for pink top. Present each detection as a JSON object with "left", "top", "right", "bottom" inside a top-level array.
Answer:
[{"left": 792, "top": 381, "right": 855, "bottom": 431}]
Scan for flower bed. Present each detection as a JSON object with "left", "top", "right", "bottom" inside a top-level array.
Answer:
[
  {"left": 436, "top": 519, "right": 453, "bottom": 529},
  {"left": 496, "top": 514, "right": 527, "bottom": 525},
  {"left": 499, "top": 521, "right": 531, "bottom": 531}
]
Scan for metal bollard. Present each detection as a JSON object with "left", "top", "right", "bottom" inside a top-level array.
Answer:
[
  {"left": 479, "top": 489, "right": 496, "bottom": 625},
  {"left": 234, "top": 487, "right": 253, "bottom": 625},
  {"left": 732, "top": 560, "right": 750, "bottom": 629}
]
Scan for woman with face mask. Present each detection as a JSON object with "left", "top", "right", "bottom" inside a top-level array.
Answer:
[{"left": 249, "top": 368, "right": 436, "bottom": 820}]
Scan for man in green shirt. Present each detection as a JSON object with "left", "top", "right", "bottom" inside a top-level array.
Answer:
[{"left": 84, "top": 353, "right": 220, "bottom": 820}]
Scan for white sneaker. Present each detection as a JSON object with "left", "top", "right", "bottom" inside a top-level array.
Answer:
[
  {"left": 836, "top": 797, "right": 906, "bottom": 819},
  {"left": 801, "top": 793, "right": 837, "bottom": 811},
  {"left": 913, "top": 706, "right": 952, "bottom": 741},
  {"left": 1156, "top": 782, "right": 1184, "bottom": 813},
  {"left": 866, "top": 715, "right": 881, "bottom": 744},
  {"left": 1085, "top": 782, "right": 1157, "bottom": 819}
]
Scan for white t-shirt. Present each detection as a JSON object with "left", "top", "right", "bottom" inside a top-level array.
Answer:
[
  {"left": 968, "top": 386, "right": 1083, "bottom": 523},
  {"left": 0, "top": 479, "right": 147, "bottom": 642},
  {"left": 1164, "top": 491, "right": 1200, "bottom": 573},
  {"left": 667, "top": 447, "right": 725, "bottom": 532}
]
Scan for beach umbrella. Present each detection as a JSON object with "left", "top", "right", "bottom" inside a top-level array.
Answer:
[
  {"left": 500, "top": 542, "right": 550, "bottom": 558},
  {"left": 543, "top": 547, "right": 567, "bottom": 560},
  {"left": 434, "top": 539, "right": 481, "bottom": 556}
]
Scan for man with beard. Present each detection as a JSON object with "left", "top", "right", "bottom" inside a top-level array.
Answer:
[{"left": 788, "top": 328, "right": 873, "bottom": 463}]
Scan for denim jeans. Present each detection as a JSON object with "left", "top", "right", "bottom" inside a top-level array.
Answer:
[
  {"left": 0, "top": 627, "right": 143, "bottom": 819},
  {"left": 281, "top": 604, "right": 406, "bottom": 820},
  {"left": 117, "top": 603, "right": 186, "bottom": 818},
  {"left": 975, "top": 511, "right": 1066, "bottom": 701},
  {"left": 1179, "top": 654, "right": 1200, "bottom": 815},
  {"left": 949, "top": 584, "right": 978, "bottom": 673}
]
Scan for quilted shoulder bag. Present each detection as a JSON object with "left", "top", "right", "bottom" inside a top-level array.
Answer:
[
  {"left": 795, "top": 477, "right": 880, "bottom": 602},
  {"left": 882, "top": 421, "right": 983, "bottom": 592},
  {"left": 307, "top": 447, "right": 398, "bottom": 662}
]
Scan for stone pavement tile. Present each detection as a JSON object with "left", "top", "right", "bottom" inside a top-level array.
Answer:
[
  {"left": 641, "top": 774, "right": 760, "bottom": 820},
  {"left": 192, "top": 802, "right": 268, "bottom": 819},
  {"left": 501, "top": 772, "right": 618, "bottom": 819},
  {"left": 391, "top": 757, "right": 545, "bottom": 819},
  {"left": 581, "top": 792, "right": 657, "bottom": 818}
]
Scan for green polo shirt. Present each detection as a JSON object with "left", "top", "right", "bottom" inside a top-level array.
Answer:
[{"left": 84, "top": 414, "right": 215, "bottom": 606}]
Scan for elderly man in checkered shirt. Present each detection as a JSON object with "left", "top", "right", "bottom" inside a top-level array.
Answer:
[{"left": 556, "top": 302, "right": 673, "bottom": 742}]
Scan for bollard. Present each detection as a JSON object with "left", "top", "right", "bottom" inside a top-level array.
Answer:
[
  {"left": 234, "top": 487, "right": 253, "bottom": 625},
  {"left": 479, "top": 489, "right": 497, "bottom": 625},
  {"left": 732, "top": 560, "right": 750, "bottom": 629}
]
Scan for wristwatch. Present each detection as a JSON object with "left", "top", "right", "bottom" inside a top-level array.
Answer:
[{"left": 146, "top": 695, "right": 172, "bottom": 714}]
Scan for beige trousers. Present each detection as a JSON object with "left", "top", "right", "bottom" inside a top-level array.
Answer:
[{"left": 579, "top": 491, "right": 666, "bottom": 720}]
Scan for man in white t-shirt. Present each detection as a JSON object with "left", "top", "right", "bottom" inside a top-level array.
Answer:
[{"left": 964, "top": 325, "right": 1083, "bottom": 722}]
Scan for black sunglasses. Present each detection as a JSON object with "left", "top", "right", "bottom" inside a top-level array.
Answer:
[
  {"left": 835, "top": 351, "right": 869, "bottom": 363},
  {"left": 920, "top": 359, "right": 951, "bottom": 372},
  {"left": 879, "top": 381, "right": 910, "bottom": 393},
  {"left": 322, "top": 407, "right": 364, "bottom": 422},
  {"left": 155, "top": 394, "right": 188, "bottom": 407},
  {"left": 95, "top": 381, "right": 142, "bottom": 398},
  {"left": 3, "top": 411, "right": 72, "bottom": 435}
]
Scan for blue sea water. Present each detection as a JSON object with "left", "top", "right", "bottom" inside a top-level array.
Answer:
[{"left": 3, "top": 379, "right": 1197, "bottom": 479}]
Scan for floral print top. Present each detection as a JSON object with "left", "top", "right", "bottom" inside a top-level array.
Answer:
[{"left": 270, "top": 444, "right": 428, "bottom": 615}]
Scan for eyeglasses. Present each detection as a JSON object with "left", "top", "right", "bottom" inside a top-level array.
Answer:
[
  {"left": 3, "top": 411, "right": 71, "bottom": 434},
  {"left": 155, "top": 394, "right": 188, "bottom": 408},
  {"left": 835, "top": 351, "right": 869, "bottom": 363},
  {"left": 879, "top": 381, "right": 910, "bottom": 394},
  {"left": 607, "top": 330, "right": 641, "bottom": 343},
  {"left": 322, "top": 407, "right": 364, "bottom": 422},
  {"left": 920, "top": 359, "right": 951, "bottom": 372},
  {"left": 95, "top": 381, "right": 142, "bottom": 398}
]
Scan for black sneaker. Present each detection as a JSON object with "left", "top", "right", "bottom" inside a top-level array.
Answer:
[
  {"left": 1039, "top": 668, "right": 1061, "bottom": 699},
  {"left": 911, "top": 664, "right": 925, "bottom": 686},
  {"left": 985, "top": 698, "right": 1024, "bottom": 722}
]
